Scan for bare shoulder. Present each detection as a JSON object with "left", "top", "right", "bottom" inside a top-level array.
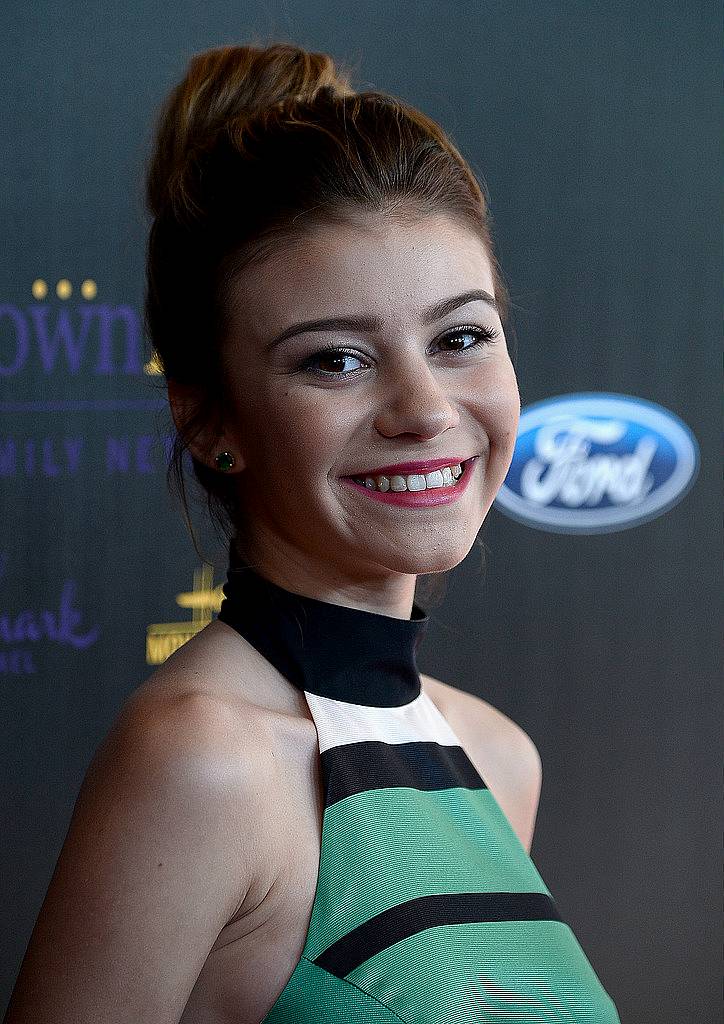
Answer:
[
  {"left": 421, "top": 673, "right": 540, "bottom": 755},
  {"left": 110, "top": 684, "right": 270, "bottom": 801},
  {"left": 420, "top": 673, "right": 542, "bottom": 854},
  {"left": 85, "top": 680, "right": 278, "bottom": 919},
  {"left": 109, "top": 619, "right": 299, "bottom": 899},
  {"left": 4, "top": 657, "right": 276, "bottom": 1023},
  {"left": 114, "top": 631, "right": 276, "bottom": 810}
]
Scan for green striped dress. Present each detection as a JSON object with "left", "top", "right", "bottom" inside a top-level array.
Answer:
[{"left": 216, "top": 555, "right": 622, "bottom": 1023}]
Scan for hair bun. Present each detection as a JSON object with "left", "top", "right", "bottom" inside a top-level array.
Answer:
[{"left": 146, "top": 42, "right": 355, "bottom": 220}]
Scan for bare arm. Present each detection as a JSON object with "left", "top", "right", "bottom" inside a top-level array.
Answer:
[
  {"left": 507, "top": 724, "right": 543, "bottom": 855},
  {"left": 4, "top": 692, "right": 261, "bottom": 1024}
]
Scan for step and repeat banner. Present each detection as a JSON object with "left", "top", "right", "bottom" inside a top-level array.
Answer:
[{"left": 1, "top": 3, "right": 719, "bottom": 1022}]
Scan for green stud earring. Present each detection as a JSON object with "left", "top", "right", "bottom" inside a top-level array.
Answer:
[{"left": 214, "top": 451, "right": 236, "bottom": 472}]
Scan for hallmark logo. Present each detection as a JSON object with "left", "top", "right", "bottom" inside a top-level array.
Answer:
[{"left": 0, "top": 552, "right": 99, "bottom": 675}]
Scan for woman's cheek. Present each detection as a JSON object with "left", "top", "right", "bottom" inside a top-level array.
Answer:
[{"left": 267, "top": 392, "right": 345, "bottom": 467}]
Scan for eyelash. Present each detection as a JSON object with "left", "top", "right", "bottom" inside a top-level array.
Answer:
[{"left": 298, "top": 324, "right": 501, "bottom": 379}]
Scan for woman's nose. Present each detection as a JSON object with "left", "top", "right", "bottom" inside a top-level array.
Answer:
[{"left": 373, "top": 359, "right": 460, "bottom": 439}]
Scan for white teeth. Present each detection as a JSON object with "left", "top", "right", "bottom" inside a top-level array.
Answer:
[{"left": 353, "top": 462, "right": 465, "bottom": 492}]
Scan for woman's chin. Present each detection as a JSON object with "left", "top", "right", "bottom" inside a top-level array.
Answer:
[{"left": 368, "top": 539, "right": 478, "bottom": 577}]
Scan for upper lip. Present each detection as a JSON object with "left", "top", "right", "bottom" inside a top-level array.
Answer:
[{"left": 344, "top": 456, "right": 474, "bottom": 478}]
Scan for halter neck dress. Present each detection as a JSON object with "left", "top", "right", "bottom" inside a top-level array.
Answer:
[{"left": 216, "top": 548, "right": 621, "bottom": 1023}]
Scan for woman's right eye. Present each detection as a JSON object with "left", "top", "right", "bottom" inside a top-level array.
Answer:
[{"left": 300, "top": 347, "right": 366, "bottom": 378}]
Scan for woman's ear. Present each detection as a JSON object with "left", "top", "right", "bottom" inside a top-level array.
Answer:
[{"left": 167, "top": 378, "right": 245, "bottom": 473}]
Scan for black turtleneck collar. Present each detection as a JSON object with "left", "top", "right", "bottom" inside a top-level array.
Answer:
[{"left": 215, "top": 542, "right": 430, "bottom": 708}]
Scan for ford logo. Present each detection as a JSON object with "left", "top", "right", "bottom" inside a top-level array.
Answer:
[{"left": 495, "top": 392, "right": 700, "bottom": 534}]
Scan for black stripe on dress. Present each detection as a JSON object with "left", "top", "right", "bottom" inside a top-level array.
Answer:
[
  {"left": 320, "top": 740, "right": 488, "bottom": 806},
  {"left": 314, "top": 891, "right": 565, "bottom": 977}
]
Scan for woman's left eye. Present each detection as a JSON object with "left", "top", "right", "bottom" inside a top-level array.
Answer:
[
  {"left": 436, "top": 324, "right": 500, "bottom": 354},
  {"left": 300, "top": 324, "right": 500, "bottom": 379}
]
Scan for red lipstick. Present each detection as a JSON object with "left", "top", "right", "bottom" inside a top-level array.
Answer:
[{"left": 343, "top": 456, "right": 470, "bottom": 478}]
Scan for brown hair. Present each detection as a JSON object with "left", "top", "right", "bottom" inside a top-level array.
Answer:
[{"left": 144, "top": 41, "right": 514, "bottom": 594}]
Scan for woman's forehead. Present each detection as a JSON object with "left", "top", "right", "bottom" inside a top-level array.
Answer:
[{"left": 229, "top": 214, "right": 496, "bottom": 333}]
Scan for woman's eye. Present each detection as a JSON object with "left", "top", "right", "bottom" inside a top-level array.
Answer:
[
  {"left": 437, "top": 325, "right": 500, "bottom": 353},
  {"left": 300, "top": 324, "right": 500, "bottom": 379},
  {"left": 302, "top": 349, "right": 365, "bottom": 376}
]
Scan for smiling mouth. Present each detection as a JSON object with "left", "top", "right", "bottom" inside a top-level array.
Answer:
[
  {"left": 345, "top": 457, "right": 473, "bottom": 494},
  {"left": 340, "top": 456, "right": 479, "bottom": 506}
]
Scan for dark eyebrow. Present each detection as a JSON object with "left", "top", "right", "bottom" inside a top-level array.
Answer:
[{"left": 264, "top": 288, "right": 498, "bottom": 353}]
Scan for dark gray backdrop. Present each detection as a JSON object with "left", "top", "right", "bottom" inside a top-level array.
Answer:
[{"left": 1, "top": 3, "right": 720, "bottom": 1022}]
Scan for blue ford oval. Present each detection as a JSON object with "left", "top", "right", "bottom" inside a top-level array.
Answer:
[{"left": 494, "top": 392, "right": 700, "bottom": 534}]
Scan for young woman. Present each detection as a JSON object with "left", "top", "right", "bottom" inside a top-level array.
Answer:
[{"left": 5, "top": 42, "right": 621, "bottom": 1024}]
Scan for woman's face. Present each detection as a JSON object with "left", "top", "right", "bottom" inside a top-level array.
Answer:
[{"left": 218, "top": 210, "right": 520, "bottom": 592}]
